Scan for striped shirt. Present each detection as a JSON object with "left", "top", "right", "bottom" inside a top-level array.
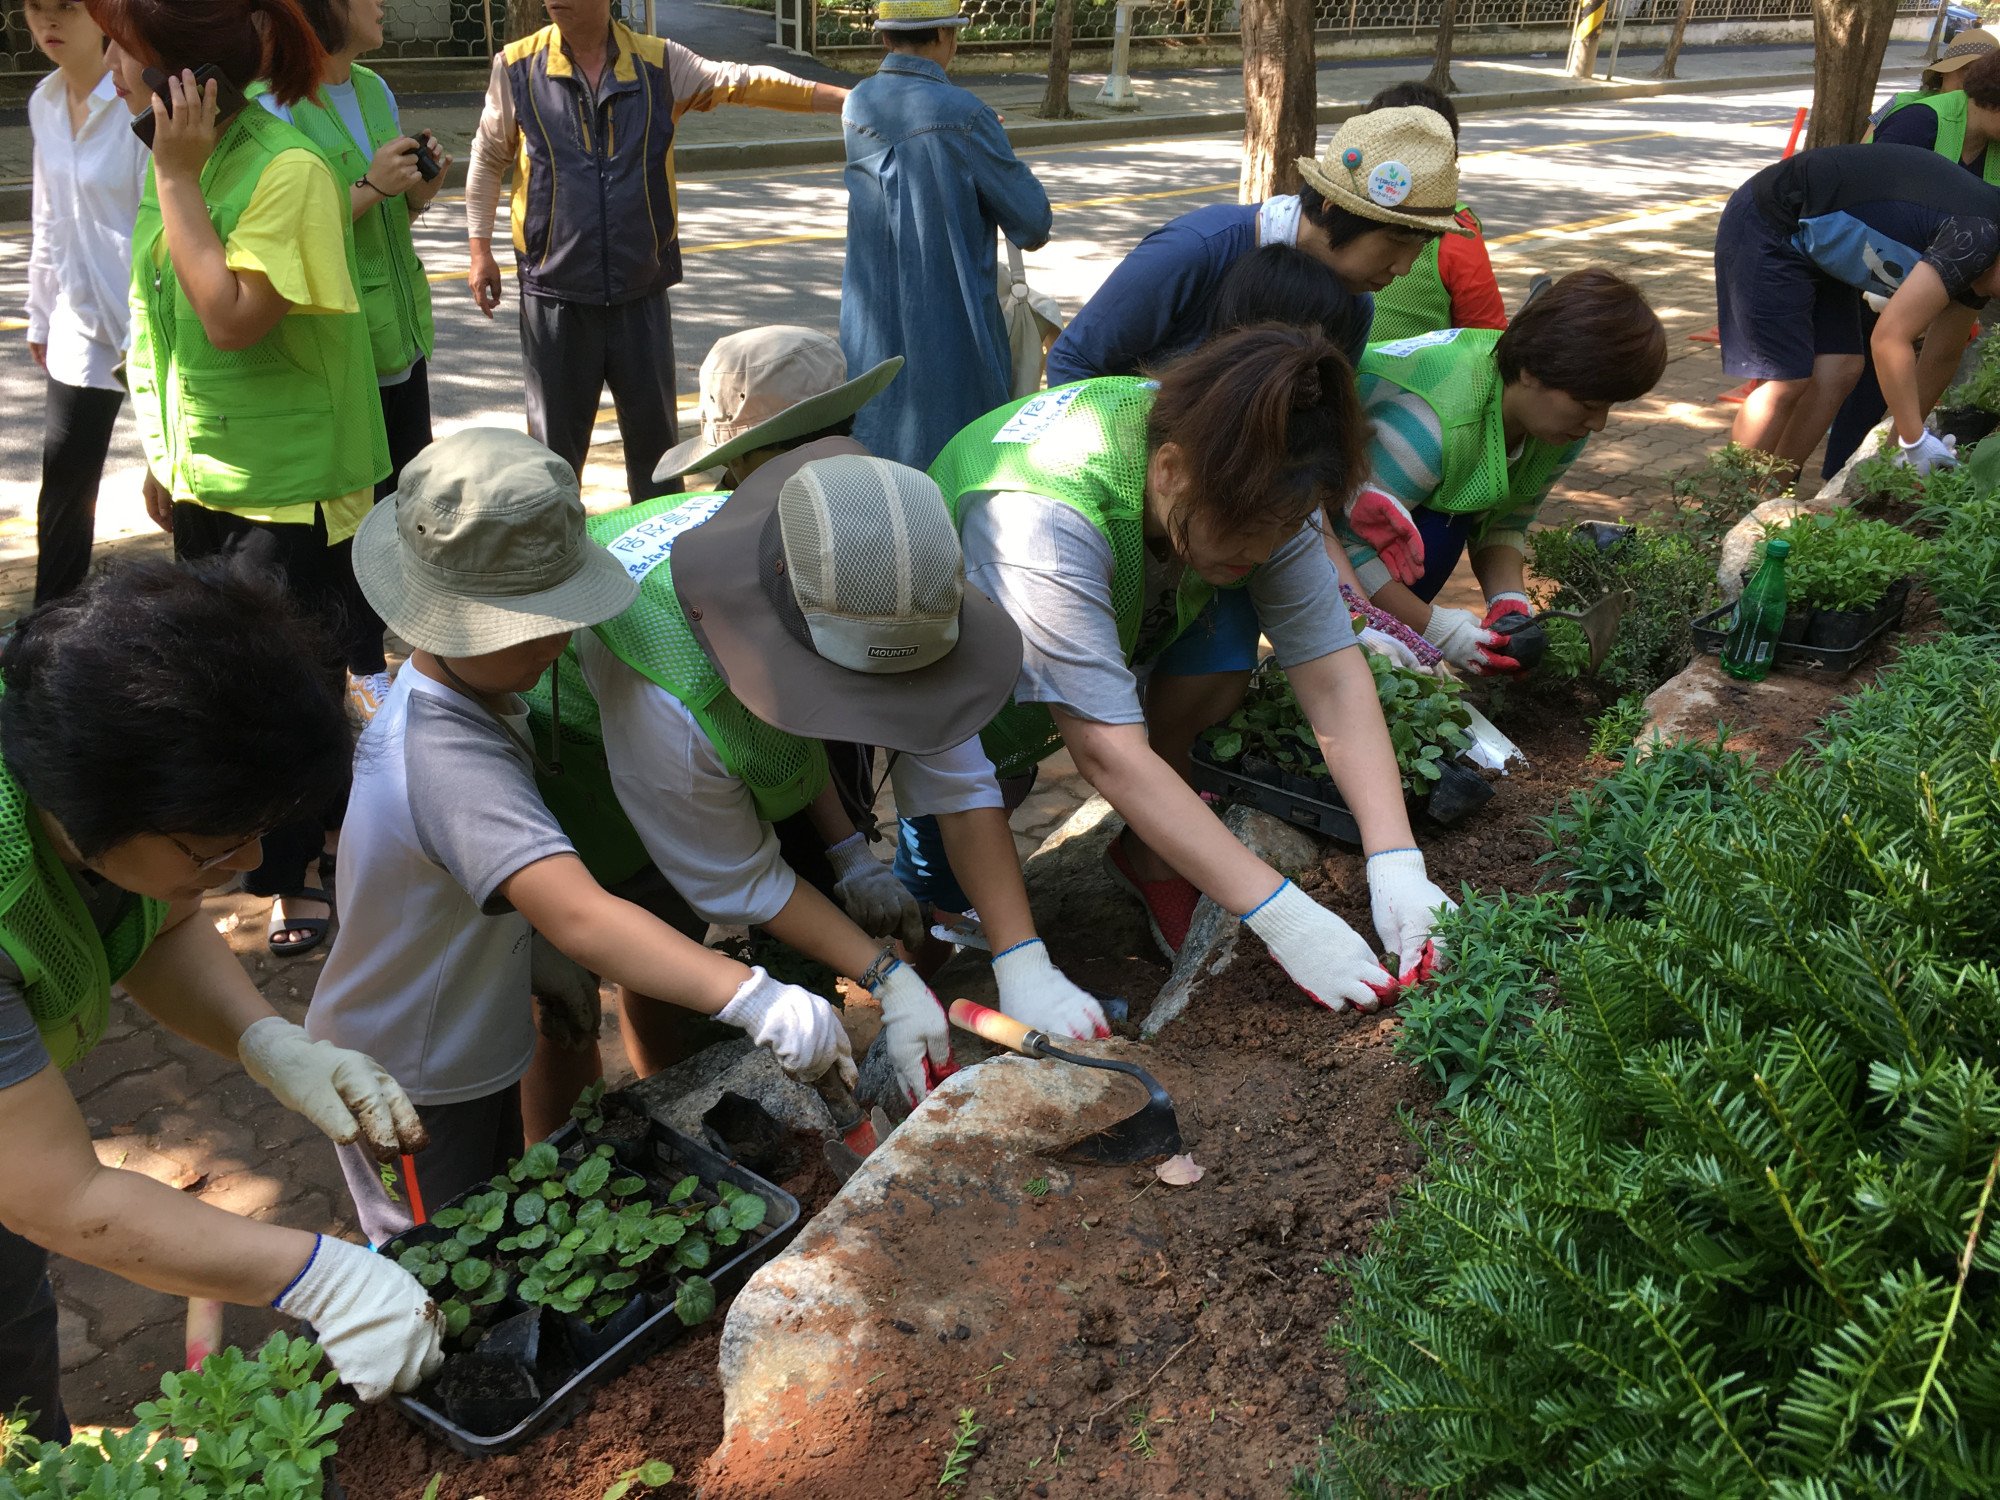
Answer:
[{"left": 1336, "top": 371, "right": 1582, "bottom": 593}]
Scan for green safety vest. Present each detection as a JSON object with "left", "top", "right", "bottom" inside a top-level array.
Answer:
[
  {"left": 0, "top": 753, "right": 167, "bottom": 1071},
  {"left": 253, "top": 68, "right": 436, "bottom": 376},
  {"left": 1367, "top": 203, "right": 1475, "bottom": 344},
  {"left": 1874, "top": 89, "right": 2000, "bottom": 185},
  {"left": 524, "top": 492, "right": 831, "bottom": 886},
  {"left": 1358, "top": 328, "right": 1576, "bottom": 535},
  {"left": 130, "top": 105, "right": 389, "bottom": 510},
  {"left": 929, "top": 378, "right": 1231, "bottom": 779}
]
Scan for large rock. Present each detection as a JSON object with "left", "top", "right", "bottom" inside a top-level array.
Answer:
[
  {"left": 1142, "top": 806, "right": 1324, "bottom": 1037},
  {"left": 624, "top": 1037, "right": 834, "bottom": 1138},
  {"left": 1019, "top": 794, "right": 1152, "bottom": 963}
]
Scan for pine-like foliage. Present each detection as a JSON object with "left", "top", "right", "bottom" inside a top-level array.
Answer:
[{"left": 1303, "top": 636, "right": 2000, "bottom": 1499}]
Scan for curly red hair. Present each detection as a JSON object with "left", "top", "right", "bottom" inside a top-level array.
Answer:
[{"left": 86, "top": 0, "right": 325, "bottom": 107}]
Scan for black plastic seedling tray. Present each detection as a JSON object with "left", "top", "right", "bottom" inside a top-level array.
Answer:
[
  {"left": 384, "top": 1111, "right": 800, "bottom": 1458},
  {"left": 1189, "top": 741, "right": 1494, "bottom": 844},
  {"left": 1692, "top": 578, "right": 1910, "bottom": 674}
]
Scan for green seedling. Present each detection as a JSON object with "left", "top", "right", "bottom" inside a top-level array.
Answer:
[
  {"left": 1024, "top": 1176, "right": 1050, "bottom": 1197},
  {"left": 936, "top": 1408, "right": 983, "bottom": 1491},
  {"left": 600, "top": 1460, "right": 674, "bottom": 1500},
  {"left": 1585, "top": 694, "right": 1649, "bottom": 760},
  {"left": 1753, "top": 507, "right": 1929, "bottom": 613}
]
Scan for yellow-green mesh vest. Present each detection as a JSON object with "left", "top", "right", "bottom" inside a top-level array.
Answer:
[
  {"left": 523, "top": 492, "right": 831, "bottom": 884},
  {"left": 1358, "top": 328, "right": 1575, "bottom": 532},
  {"left": 1874, "top": 90, "right": 2000, "bottom": 185},
  {"left": 929, "top": 378, "right": 1226, "bottom": 779},
  {"left": 129, "top": 106, "right": 389, "bottom": 509},
  {"left": 256, "top": 69, "right": 436, "bottom": 375},
  {"left": 0, "top": 755, "right": 167, "bottom": 1070},
  {"left": 1367, "top": 203, "right": 1474, "bottom": 343}
]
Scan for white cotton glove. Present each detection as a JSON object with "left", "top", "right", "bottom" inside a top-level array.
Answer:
[
  {"left": 874, "top": 960, "right": 955, "bottom": 1105},
  {"left": 237, "top": 1017, "right": 427, "bottom": 1159},
  {"left": 530, "top": 932, "right": 601, "bottom": 1049},
  {"left": 1367, "top": 848, "right": 1456, "bottom": 975},
  {"left": 1243, "top": 880, "right": 1393, "bottom": 1014},
  {"left": 1357, "top": 626, "right": 1428, "bottom": 672},
  {"left": 1894, "top": 429, "right": 1959, "bottom": 475},
  {"left": 992, "top": 939, "right": 1108, "bottom": 1041},
  {"left": 272, "top": 1235, "right": 444, "bottom": 1402},
  {"left": 1423, "top": 604, "right": 1512, "bottom": 676},
  {"left": 716, "top": 966, "right": 857, "bottom": 1088},
  {"left": 826, "top": 832, "right": 928, "bottom": 950}
]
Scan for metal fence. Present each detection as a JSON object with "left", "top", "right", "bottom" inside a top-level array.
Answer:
[{"left": 0, "top": 0, "right": 1936, "bottom": 73}]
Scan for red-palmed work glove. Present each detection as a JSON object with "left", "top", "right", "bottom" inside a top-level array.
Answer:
[
  {"left": 717, "top": 966, "right": 857, "bottom": 1088},
  {"left": 1424, "top": 604, "right": 1517, "bottom": 677},
  {"left": 1243, "top": 880, "right": 1393, "bottom": 1013},
  {"left": 993, "top": 939, "right": 1108, "bottom": 1040},
  {"left": 1343, "top": 485, "right": 1426, "bottom": 586},
  {"left": 1366, "top": 848, "right": 1456, "bottom": 974},
  {"left": 875, "top": 960, "right": 956, "bottom": 1105}
]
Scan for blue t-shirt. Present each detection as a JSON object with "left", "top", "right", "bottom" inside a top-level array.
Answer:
[
  {"left": 1753, "top": 143, "right": 2000, "bottom": 305},
  {"left": 1045, "top": 202, "right": 1374, "bottom": 384}
]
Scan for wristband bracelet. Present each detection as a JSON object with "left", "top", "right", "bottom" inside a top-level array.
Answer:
[
  {"left": 858, "top": 942, "right": 900, "bottom": 993},
  {"left": 355, "top": 174, "right": 388, "bottom": 197}
]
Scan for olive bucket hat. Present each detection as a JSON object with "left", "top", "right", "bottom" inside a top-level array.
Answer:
[{"left": 353, "top": 427, "right": 638, "bottom": 657}]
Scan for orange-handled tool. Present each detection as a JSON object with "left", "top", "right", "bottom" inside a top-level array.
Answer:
[{"left": 945, "top": 1000, "right": 1182, "bottom": 1165}]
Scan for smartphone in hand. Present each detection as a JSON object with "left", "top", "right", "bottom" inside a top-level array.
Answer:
[{"left": 131, "top": 64, "right": 237, "bottom": 148}]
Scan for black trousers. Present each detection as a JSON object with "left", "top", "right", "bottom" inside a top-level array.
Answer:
[
  {"left": 37, "top": 379, "right": 125, "bottom": 607},
  {"left": 345, "top": 359, "right": 437, "bottom": 675},
  {"left": 171, "top": 502, "right": 353, "bottom": 897},
  {"left": 0, "top": 1219, "right": 68, "bottom": 1445},
  {"left": 520, "top": 291, "right": 681, "bottom": 504}
]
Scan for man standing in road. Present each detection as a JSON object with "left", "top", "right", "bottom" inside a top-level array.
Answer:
[
  {"left": 465, "top": 0, "right": 846, "bottom": 503},
  {"left": 840, "top": 0, "right": 1052, "bottom": 470}
]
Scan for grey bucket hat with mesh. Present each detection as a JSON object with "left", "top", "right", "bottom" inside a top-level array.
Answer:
[{"left": 672, "top": 437, "right": 1022, "bottom": 754}]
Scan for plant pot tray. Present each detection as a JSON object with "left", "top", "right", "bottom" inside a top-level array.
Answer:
[
  {"left": 1188, "top": 741, "right": 1494, "bottom": 845},
  {"left": 1691, "top": 578, "right": 1910, "bottom": 673},
  {"left": 384, "top": 1106, "right": 801, "bottom": 1458}
]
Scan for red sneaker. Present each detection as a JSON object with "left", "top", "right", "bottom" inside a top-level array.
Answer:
[{"left": 1104, "top": 837, "right": 1203, "bottom": 958}]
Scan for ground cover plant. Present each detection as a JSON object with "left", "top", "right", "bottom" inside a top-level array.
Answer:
[
  {"left": 1297, "top": 632, "right": 2000, "bottom": 1498},
  {"left": 1753, "top": 507, "right": 1929, "bottom": 613},
  {"left": 1669, "top": 442, "right": 1793, "bottom": 551},
  {"left": 1202, "top": 654, "right": 1473, "bottom": 796},
  {"left": 0, "top": 1333, "right": 348, "bottom": 1499},
  {"left": 1527, "top": 522, "right": 1713, "bottom": 698}
]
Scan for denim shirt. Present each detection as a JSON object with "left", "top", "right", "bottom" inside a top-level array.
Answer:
[{"left": 839, "top": 54, "right": 1053, "bottom": 470}]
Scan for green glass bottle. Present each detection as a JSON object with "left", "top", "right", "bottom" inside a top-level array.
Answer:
[{"left": 1721, "top": 536, "right": 1790, "bottom": 682}]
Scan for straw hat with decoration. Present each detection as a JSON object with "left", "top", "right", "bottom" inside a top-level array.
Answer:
[
  {"left": 875, "top": 0, "right": 967, "bottom": 29},
  {"left": 1295, "top": 106, "right": 1471, "bottom": 238}
]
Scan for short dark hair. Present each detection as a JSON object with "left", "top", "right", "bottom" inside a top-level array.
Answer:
[
  {"left": 1962, "top": 50, "right": 2000, "bottom": 108},
  {"left": 1299, "top": 183, "right": 1442, "bottom": 249},
  {"left": 0, "top": 559, "right": 352, "bottom": 859},
  {"left": 290, "top": 0, "right": 347, "bottom": 56},
  {"left": 1210, "top": 244, "right": 1362, "bottom": 351},
  {"left": 1495, "top": 267, "right": 1667, "bottom": 404},
  {"left": 86, "top": 0, "right": 326, "bottom": 106},
  {"left": 1147, "top": 324, "right": 1368, "bottom": 549},
  {"left": 880, "top": 25, "right": 944, "bottom": 47},
  {"left": 1365, "top": 80, "right": 1460, "bottom": 139}
]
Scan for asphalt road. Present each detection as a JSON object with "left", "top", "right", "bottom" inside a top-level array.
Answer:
[{"left": 0, "top": 73, "right": 1917, "bottom": 528}]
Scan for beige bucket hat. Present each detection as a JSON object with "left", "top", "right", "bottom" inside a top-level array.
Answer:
[
  {"left": 653, "top": 327, "right": 902, "bottom": 484},
  {"left": 1932, "top": 27, "right": 1998, "bottom": 76},
  {"left": 354, "top": 428, "right": 638, "bottom": 657},
  {"left": 1297, "top": 106, "right": 1470, "bottom": 238}
]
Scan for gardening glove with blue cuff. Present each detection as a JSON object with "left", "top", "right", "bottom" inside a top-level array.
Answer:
[
  {"left": 530, "top": 932, "right": 601, "bottom": 1049},
  {"left": 1244, "top": 881, "right": 1393, "bottom": 1013},
  {"left": 237, "top": 1017, "right": 428, "bottom": 1160},
  {"left": 717, "top": 966, "right": 857, "bottom": 1088},
  {"left": 1423, "top": 604, "right": 1514, "bottom": 677},
  {"left": 994, "top": 939, "right": 1108, "bottom": 1040},
  {"left": 826, "top": 832, "right": 927, "bottom": 950},
  {"left": 273, "top": 1234, "right": 444, "bottom": 1402},
  {"left": 875, "top": 960, "right": 955, "bottom": 1105},
  {"left": 1894, "top": 429, "right": 1958, "bottom": 476},
  {"left": 1367, "top": 848, "right": 1456, "bottom": 976}
]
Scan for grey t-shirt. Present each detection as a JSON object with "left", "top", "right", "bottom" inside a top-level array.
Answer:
[
  {"left": 958, "top": 491, "right": 1356, "bottom": 725},
  {"left": 0, "top": 864, "right": 141, "bottom": 1089}
]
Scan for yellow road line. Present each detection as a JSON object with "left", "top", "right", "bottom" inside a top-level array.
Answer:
[{"left": 1486, "top": 192, "right": 1729, "bottom": 246}]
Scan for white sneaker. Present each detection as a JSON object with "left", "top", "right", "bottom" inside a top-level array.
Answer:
[{"left": 346, "top": 670, "right": 392, "bottom": 724}]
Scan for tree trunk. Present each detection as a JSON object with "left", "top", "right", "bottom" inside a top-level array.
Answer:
[
  {"left": 1651, "top": 0, "right": 1696, "bottom": 79},
  {"left": 1428, "top": 0, "right": 1459, "bottom": 94},
  {"left": 1807, "top": 0, "right": 1900, "bottom": 148},
  {"left": 1240, "top": 0, "right": 1317, "bottom": 202},
  {"left": 1039, "top": 0, "right": 1081, "bottom": 120},
  {"left": 507, "top": 0, "right": 550, "bottom": 42},
  {"left": 1566, "top": 0, "right": 1606, "bottom": 78}
]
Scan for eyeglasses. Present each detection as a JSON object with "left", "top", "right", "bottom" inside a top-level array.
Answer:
[{"left": 163, "top": 830, "right": 266, "bottom": 873}]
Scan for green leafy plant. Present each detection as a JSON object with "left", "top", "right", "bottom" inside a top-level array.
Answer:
[
  {"left": 1848, "top": 449, "right": 1927, "bottom": 510},
  {"left": 1941, "top": 325, "right": 2000, "bottom": 413},
  {"left": 1203, "top": 656, "right": 1471, "bottom": 796},
  {"left": 937, "top": 1409, "right": 983, "bottom": 1490},
  {"left": 1024, "top": 1176, "right": 1050, "bottom": 1197},
  {"left": 1527, "top": 522, "right": 1714, "bottom": 698},
  {"left": 1301, "top": 634, "right": 2000, "bottom": 1499},
  {"left": 1754, "top": 506, "right": 1929, "bottom": 612},
  {"left": 1922, "top": 455, "right": 2000, "bottom": 633},
  {"left": 0, "top": 1333, "right": 348, "bottom": 1499},
  {"left": 1585, "top": 693, "right": 1649, "bottom": 760},
  {"left": 1669, "top": 441, "right": 1793, "bottom": 550},
  {"left": 601, "top": 1460, "right": 675, "bottom": 1500}
]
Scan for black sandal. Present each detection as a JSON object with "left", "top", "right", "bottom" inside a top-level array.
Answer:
[{"left": 267, "top": 867, "right": 335, "bottom": 957}]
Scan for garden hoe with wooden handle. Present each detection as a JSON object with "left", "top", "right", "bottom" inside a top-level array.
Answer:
[
  {"left": 1490, "top": 589, "right": 1635, "bottom": 676},
  {"left": 947, "top": 1000, "right": 1183, "bottom": 1166}
]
